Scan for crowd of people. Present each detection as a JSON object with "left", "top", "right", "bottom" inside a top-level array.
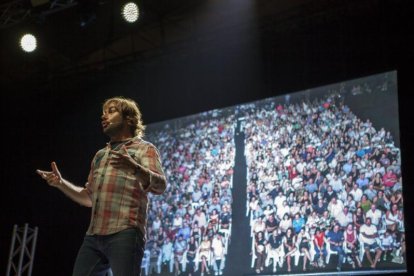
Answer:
[
  {"left": 244, "top": 93, "right": 405, "bottom": 273},
  {"left": 141, "top": 79, "right": 405, "bottom": 275},
  {"left": 144, "top": 112, "right": 236, "bottom": 275}
]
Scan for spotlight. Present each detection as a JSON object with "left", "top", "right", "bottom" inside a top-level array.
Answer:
[
  {"left": 122, "top": 2, "right": 139, "bottom": 23},
  {"left": 20, "top": 34, "right": 37, "bottom": 53}
]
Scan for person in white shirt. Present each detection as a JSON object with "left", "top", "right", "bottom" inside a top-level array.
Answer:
[
  {"left": 349, "top": 183, "right": 363, "bottom": 202},
  {"left": 249, "top": 196, "right": 259, "bottom": 217},
  {"left": 326, "top": 168, "right": 336, "bottom": 182},
  {"left": 211, "top": 233, "right": 225, "bottom": 275},
  {"left": 193, "top": 208, "right": 207, "bottom": 231},
  {"left": 306, "top": 210, "right": 320, "bottom": 229},
  {"left": 359, "top": 217, "right": 382, "bottom": 269},
  {"left": 373, "top": 162, "right": 385, "bottom": 176},
  {"left": 344, "top": 194, "right": 356, "bottom": 212},
  {"left": 161, "top": 238, "right": 174, "bottom": 273},
  {"left": 296, "top": 159, "right": 305, "bottom": 174},
  {"left": 276, "top": 200, "right": 290, "bottom": 221},
  {"left": 336, "top": 206, "right": 353, "bottom": 228},
  {"left": 152, "top": 216, "right": 162, "bottom": 232},
  {"left": 279, "top": 213, "right": 293, "bottom": 233},
  {"left": 290, "top": 201, "right": 301, "bottom": 217},
  {"left": 366, "top": 204, "right": 382, "bottom": 227},
  {"left": 380, "top": 230, "right": 395, "bottom": 261},
  {"left": 199, "top": 235, "right": 211, "bottom": 276},
  {"left": 253, "top": 216, "right": 266, "bottom": 235},
  {"left": 330, "top": 174, "right": 343, "bottom": 193},
  {"left": 328, "top": 197, "right": 344, "bottom": 220},
  {"left": 172, "top": 213, "right": 183, "bottom": 229},
  {"left": 274, "top": 191, "right": 287, "bottom": 210}
]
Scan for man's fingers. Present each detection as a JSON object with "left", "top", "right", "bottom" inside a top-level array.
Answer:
[
  {"left": 51, "top": 161, "right": 60, "bottom": 175},
  {"left": 111, "top": 150, "right": 130, "bottom": 158},
  {"left": 36, "top": 169, "right": 51, "bottom": 179},
  {"left": 110, "top": 154, "right": 122, "bottom": 160},
  {"left": 110, "top": 151, "right": 127, "bottom": 159},
  {"left": 36, "top": 167, "right": 63, "bottom": 187},
  {"left": 36, "top": 169, "right": 45, "bottom": 175},
  {"left": 110, "top": 161, "right": 122, "bottom": 167}
]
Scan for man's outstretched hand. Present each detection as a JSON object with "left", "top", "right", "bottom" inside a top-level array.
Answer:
[{"left": 36, "top": 161, "right": 63, "bottom": 187}]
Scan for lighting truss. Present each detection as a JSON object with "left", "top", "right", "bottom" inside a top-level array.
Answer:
[{"left": 0, "top": 0, "right": 77, "bottom": 29}]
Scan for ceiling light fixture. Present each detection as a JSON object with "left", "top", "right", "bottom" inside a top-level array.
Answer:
[
  {"left": 122, "top": 2, "right": 139, "bottom": 23},
  {"left": 20, "top": 34, "right": 37, "bottom": 53}
]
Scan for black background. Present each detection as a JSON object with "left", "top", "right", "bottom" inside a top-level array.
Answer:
[{"left": 1, "top": 0, "right": 413, "bottom": 275}]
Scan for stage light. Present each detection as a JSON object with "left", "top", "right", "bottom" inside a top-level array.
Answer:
[
  {"left": 122, "top": 2, "right": 139, "bottom": 23},
  {"left": 20, "top": 34, "right": 37, "bottom": 53}
]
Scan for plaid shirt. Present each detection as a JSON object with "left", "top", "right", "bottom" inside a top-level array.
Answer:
[{"left": 85, "top": 136, "right": 166, "bottom": 237}]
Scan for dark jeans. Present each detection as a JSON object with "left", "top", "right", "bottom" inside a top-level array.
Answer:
[
  {"left": 72, "top": 228, "right": 145, "bottom": 276},
  {"left": 314, "top": 245, "right": 327, "bottom": 260},
  {"left": 331, "top": 245, "right": 345, "bottom": 268}
]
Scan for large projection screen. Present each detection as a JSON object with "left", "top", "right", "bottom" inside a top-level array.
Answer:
[{"left": 143, "top": 71, "right": 405, "bottom": 275}]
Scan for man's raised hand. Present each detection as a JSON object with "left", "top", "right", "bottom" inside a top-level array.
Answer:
[{"left": 36, "top": 161, "right": 63, "bottom": 187}]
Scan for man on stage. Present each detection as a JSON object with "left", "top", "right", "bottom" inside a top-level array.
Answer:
[{"left": 37, "top": 97, "right": 166, "bottom": 275}]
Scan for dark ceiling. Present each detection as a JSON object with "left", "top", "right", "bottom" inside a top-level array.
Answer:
[
  {"left": 3, "top": 0, "right": 411, "bottom": 86},
  {"left": 0, "top": 0, "right": 204, "bottom": 81}
]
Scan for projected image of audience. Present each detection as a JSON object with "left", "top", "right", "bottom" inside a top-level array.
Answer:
[
  {"left": 142, "top": 71, "right": 405, "bottom": 275},
  {"left": 144, "top": 114, "right": 236, "bottom": 276},
  {"left": 244, "top": 71, "right": 405, "bottom": 274}
]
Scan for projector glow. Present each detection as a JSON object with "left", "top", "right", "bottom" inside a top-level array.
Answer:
[
  {"left": 122, "top": 2, "right": 139, "bottom": 23},
  {"left": 20, "top": 34, "right": 37, "bottom": 52}
]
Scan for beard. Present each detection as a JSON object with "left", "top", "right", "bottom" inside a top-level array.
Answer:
[{"left": 103, "top": 121, "right": 123, "bottom": 137}]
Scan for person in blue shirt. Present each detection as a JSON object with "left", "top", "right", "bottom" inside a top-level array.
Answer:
[
  {"left": 326, "top": 223, "right": 345, "bottom": 271},
  {"left": 356, "top": 173, "right": 369, "bottom": 190},
  {"left": 173, "top": 235, "right": 187, "bottom": 274},
  {"left": 292, "top": 212, "right": 306, "bottom": 234},
  {"left": 176, "top": 222, "right": 191, "bottom": 240},
  {"left": 343, "top": 159, "right": 353, "bottom": 175},
  {"left": 305, "top": 178, "right": 318, "bottom": 194}
]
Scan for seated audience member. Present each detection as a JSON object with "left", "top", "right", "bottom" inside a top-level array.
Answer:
[
  {"left": 380, "top": 230, "right": 395, "bottom": 262},
  {"left": 267, "top": 228, "right": 285, "bottom": 272},
  {"left": 359, "top": 217, "right": 382, "bottom": 269},
  {"left": 383, "top": 169, "right": 398, "bottom": 190},
  {"left": 353, "top": 206, "right": 365, "bottom": 232},
  {"left": 366, "top": 203, "right": 382, "bottom": 227},
  {"left": 173, "top": 235, "right": 187, "bottom": 275},
  {"left": 313, "top": 227, "right": 327, "bottom": 268},
  {"left": 212, "top": 233, "right": 225, "bottom": 276},
  {"left": 292, "top": 212, "right": 306, "bottom": 234},
  {"left": 161, "top": 238, "right": 174, "bottom": 273},
  {"left": 344, "top": 223, "right": 362, "bottom": 268},
  {"left": 148, "top": 243, "right": 161, "bottom": 275},
  {"left": 283, "top": 228, "right": 297, "bottom": 272},
  {"left": 326, "top": 224, "right": 345, "bottom": 271},
  {"left": 279, "top": 213, "right": 293, "bottom": 233},
  {"left": 199, "top": 235, "right": 211, "bottom": 276},
  {"left": 186, "top": 236, "right": 198, "bottom": 276},
  {"left": 385, "top": 203, "right": 403, "bottom": 233},
  {"left": 254, "top": 231, "right": 267, "bottom": 274},
  {"left": 296, "top": 227, "right": 312, "bottom": 271}
]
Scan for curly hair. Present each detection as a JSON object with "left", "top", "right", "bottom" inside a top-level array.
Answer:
[{"left": 103, "top": 97, "right": 145, "bottom": 138}]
